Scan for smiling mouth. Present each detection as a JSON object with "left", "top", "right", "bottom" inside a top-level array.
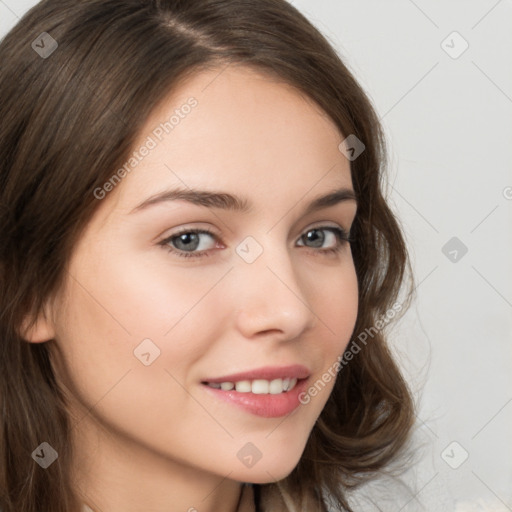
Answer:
[
  {"left": 201, "top": 374, "right": 310, "bottom": 418},
  {"left": 202, "top": 377, "right": 300, "bottom": 394}
]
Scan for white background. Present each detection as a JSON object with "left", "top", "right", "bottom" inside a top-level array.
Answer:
[{"left": 1, "top": 1, "right": 511, "bottom": 510}]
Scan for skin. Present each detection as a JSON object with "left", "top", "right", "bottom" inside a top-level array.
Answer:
[{"left": 24, "top": 65, "right": 359, "bottom": 512}]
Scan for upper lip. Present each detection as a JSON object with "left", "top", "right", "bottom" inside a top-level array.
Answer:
[{"left": 202, "top": 364, "right": 311, "bottom": 384}]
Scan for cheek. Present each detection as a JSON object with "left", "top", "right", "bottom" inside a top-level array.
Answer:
[
  {"left": 66, "top": 243, "right": 223, "bottom": 354},
  {"left": 50, "top": 263, "right": 221, "bottom": 462},
  {"left": 328, "top": 269, "right": 358, "bottom": 330},
  {"left": 50, "top": 251, "right": 216, "bottom": 418},
  {"left": 309, "top": 253, "right": 359, "bottom": 348},
  {"left": 304, "top": 255, "right": 359, "bottom": 399}
]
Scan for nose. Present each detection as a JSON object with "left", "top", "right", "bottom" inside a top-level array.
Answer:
[{"left": 232, "top": 238, "right": 316, "bottom": 342}]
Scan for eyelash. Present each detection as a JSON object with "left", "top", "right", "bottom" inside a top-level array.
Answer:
[{"left": 158, "top": 226, "right": 354, "bottom": 260}]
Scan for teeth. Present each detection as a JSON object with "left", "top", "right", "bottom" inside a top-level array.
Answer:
[
  {"left": 207, "top": 377, "right": 298, "bottom": 394},
  {"left": 235, "top": 380, "right": 252, "bottom": 393},
  {"left": 269, "top": 378, "right": 283, "bottom": 394},
  {"left": 251, "top": 379, "right": 269, "bottom": 394}
]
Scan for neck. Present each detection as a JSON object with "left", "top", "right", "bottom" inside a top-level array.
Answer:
[{"left": 82, "top": 484, "right": 255, "bottom": 512}]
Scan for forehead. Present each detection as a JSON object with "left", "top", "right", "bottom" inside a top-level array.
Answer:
[{"left": 98, "top": 64, "right": 353, "bottom": 217}]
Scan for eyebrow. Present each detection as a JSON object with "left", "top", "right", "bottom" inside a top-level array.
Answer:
[{"left": 129, "top": 186, "right": 357, "bottom": 216}]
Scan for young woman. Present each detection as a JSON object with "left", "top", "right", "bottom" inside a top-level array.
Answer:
[{"left": 0, "top": 1, "right": 415, "bottom": 511}]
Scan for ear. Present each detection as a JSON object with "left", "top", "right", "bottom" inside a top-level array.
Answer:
[{"left": 19, "top": 304, "right": 56, "bottom": 343}]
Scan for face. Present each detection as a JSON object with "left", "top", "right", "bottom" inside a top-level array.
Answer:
[{"left": 38, "top": 65, "right": 358, "bottom": 486}]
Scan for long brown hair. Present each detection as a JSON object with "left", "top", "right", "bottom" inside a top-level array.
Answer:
[{"left": 0, "top": 1, "right": 416, "bottom": 510}]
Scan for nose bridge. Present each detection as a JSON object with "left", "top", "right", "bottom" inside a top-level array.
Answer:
[{"left": 232, "top": 233, "right": 315, "bottom": 338}]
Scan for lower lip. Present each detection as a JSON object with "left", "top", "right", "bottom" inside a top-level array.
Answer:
[{"left": 201, "top": 378, "right": 309, "bottom": 418}]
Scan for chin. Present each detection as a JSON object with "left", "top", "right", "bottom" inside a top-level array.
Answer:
[
  {"left": 232, "top": 451, "right": 303, "bottom": 484},
  {"left": 236, "top": 467, "right": 296, "bottom": 485}
]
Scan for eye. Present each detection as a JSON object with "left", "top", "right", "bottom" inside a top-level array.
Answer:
[
  {"left": 158, "top": 225, "right": 353, "bottom": 260},
  {"left": 159, "top": 228, "right": 219, "bottom": 259},
  {"left": 297, "top": 226, "right": 352, "bottom": 255}
]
